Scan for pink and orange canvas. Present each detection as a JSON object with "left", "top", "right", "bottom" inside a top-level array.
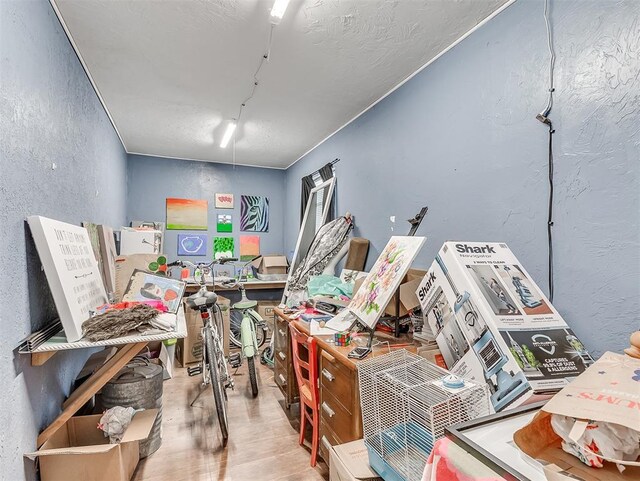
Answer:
[
  {"left": 166, "top": 198, "right": 208, "bottom": 230},
  {"left": 240, "top": 235, "right": 260, "bottom": 261}
]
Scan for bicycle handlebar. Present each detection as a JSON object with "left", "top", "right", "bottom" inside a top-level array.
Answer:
[
  {"left": 167, "top": 256, "right": 256, "bottom": 290},
  {"left": 167, "top": 257, "right": 238, "bottom": 270}
]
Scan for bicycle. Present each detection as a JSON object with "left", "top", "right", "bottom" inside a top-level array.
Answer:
[
  {"left": 167, "top": 257, "right": 236, "bottom": 446},
  {"left": 226, "top": 258, "right": 268, "bottom": 349},
  {"left": 219, "top": 257, "right": 268, "bottom": 397}
]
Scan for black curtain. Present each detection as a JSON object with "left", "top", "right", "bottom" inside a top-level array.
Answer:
[
  {"left": 300, "top": 174, "right": 316, "bottom": 225},
  {"left": 318, "top": 162, "right": 336, "bottom": 222}
]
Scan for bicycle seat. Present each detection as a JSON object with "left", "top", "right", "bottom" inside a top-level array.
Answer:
[
  {"left": 186, "top": 290, "right": 218, "bottom": 309},
  {"left": 232, "top": 299, "right": 258, "bottom": 310}
]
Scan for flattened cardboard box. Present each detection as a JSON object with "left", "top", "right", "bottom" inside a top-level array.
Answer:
[
  {"left": 416, "top": 242, "right": 593, "bottom": 412},
  {"left": 26, "top": 409, "right": 157, "bottom": 481},
  {"left": 114, "top": 254, "right": 158, "bottom": 301}
]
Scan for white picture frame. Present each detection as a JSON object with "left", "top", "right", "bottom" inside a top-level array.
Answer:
[{"left": 283, "top": 177, "right": 336, "bottom": 300}]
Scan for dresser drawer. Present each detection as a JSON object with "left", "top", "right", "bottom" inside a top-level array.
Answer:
[
  {"left": 274, "top": 317, "right": 289, "bottom": 350},
  {"left": 320, "top": 389, "right": 357, "bottom": 443},
  {"left": 320, "top": 350, "right": 354, "bottom": 413},
  {"left": 319, "top": 422, "right": 341, "bottom": 463},
  {"left": 275, "top": 347, "right": 288, "bottom": 364},
  {"left": 274, "top": 358, "right": 289, "bottom": 390}
]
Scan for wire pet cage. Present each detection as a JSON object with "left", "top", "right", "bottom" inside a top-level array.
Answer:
[{"left": 358, "top": 350, "right": 490, "bottom": 481}]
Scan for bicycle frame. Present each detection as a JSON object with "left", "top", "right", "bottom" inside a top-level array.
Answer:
[
  {"left": 239, "top": 308, "right": 263, "bottom": 358},
  {"left": 168, "top": 257, "right": 237, "bottom": 443},
  {"left": 202, "top": 303, "right": 229, "bottom": 385},
  {"left": 186, "top": 287, "right": 232, "bottom": 401}
]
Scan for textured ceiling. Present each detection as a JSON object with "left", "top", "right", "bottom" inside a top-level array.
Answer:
[{"left": 52, "top": 0, "right": 510, "bottom": 168}]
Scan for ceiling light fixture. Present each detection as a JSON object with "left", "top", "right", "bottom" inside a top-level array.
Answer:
[
  {"left": 220, "top": 121, "right": 237, "bottom": 149},
  {"left": 270, "top": 0, "right": 291, "bottom": 24}
]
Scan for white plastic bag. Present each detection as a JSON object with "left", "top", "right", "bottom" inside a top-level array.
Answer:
[{"left": 551, "top": 414, "right": 640, "bottom": 472}]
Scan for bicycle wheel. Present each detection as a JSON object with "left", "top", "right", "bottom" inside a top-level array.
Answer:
[
  {"left": 229, "top": 310, "right": 267, "bottom": 348},
  {"left": 204, "top": 327, "right": 229, "bottom": 446},
  {"left": 247, "top": 355, "right": 258, "bottom": 397}
]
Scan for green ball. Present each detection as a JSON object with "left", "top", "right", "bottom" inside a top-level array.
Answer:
[{"left": 148, "top": 261, "right": 159, "bottom": 271}]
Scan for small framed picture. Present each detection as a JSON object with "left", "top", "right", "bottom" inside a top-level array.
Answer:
[
  {"left": 215, "top": 193, "right": 234, "bottom": 209},
  {"left": 122, "top": 269, "right": 186, "bottom": 314}
]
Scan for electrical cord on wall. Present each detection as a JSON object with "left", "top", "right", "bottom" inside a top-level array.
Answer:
[
  {"left": 536, "top": 0, "right": 556, "bottom": 302},
  {"left": 237, "top": 24, "right": 275, "bottom": 125},
  {"left": 232, "top": 24, "right": 276, "bottom": 168}
]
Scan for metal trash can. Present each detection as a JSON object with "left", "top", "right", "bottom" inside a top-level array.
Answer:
[{"left": 101, "top": 358, "right": 163, "bottom": 458}]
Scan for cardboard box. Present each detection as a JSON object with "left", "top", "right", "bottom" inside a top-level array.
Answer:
[
  {"left": 176, "top": 295, "right": 231, "bottom": 365},
  {"left": 26, "top": 409, "right": 157, "bottom": 481},
  {"left": 252, "top": 255, "right": 289, "bottom": 276},
  {"left": 383, "top": 268, "right": 427, "bottom": 315},
  {"left": 330, "top": 439, "right": 382, "bottom": 481},
  {"left": 416, "top": 242, "right": 593, "bottom": 412},
  {"left": 257, "top": 301, "right": 279, "bottom": 326}
]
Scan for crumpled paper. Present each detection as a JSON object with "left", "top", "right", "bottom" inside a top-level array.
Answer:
[
  {"left": 98, "top": 406, "right": 137, "bottom": 443},
  {"left": 551, "top": 414, "right": 640, "bottom": 472}
]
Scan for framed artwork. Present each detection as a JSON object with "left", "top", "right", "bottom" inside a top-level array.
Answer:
[
  {"left": 217, "top": 214, "right": 232, "bottom": 233},
  {"left": 215, "top": 193, "right": 234, "bottom": 209},
  {"left": 348, "top": 236, "right": 426, "bottom": 329},
  {"left": 240, "top": 195, "right": 269, "bottom": 232},
  {"left": 213, "top": 236, "right": 234, "bottom": 260},
  {"left": 122, "top": 269, "right": 186, "bottom": 314},
  {"left": 445, "top": 402, "right": 546, "bottom": 481},
  {"left": 27, "top": 216, "right": 108, "bottom": 342},
  {"left": 166, "top": 198, "right": 208, "bottom": 230},
  {"left": 177, "top": 234, "right": 207, "bottom": 256},
  {"left": 239, "top": 235, "right": 260, "bottom": 261}
]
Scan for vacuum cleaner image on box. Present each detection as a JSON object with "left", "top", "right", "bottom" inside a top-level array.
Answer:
[{"left": 417, "top": 242, "right": 594, "bottom": 412}]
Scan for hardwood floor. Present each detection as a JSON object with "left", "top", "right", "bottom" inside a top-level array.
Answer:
[{"left": 133, "top": 358, "right": 329, "bottom": 481}]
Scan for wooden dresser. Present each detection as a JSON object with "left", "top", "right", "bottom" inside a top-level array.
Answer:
[
  {"left": 273, "top": 308, "right": 417, "bottom": 463},
  {"left": 273, "top": 309, "right": 299, "bottom": 408}
]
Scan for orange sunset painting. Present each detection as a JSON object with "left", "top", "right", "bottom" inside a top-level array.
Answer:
[{"left": 166, "top": 198, "right": 208, "bottom": 230}]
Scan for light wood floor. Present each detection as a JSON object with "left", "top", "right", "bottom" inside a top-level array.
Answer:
[{"left": 133, "top": 358, "right": 329, "bottom": 481}]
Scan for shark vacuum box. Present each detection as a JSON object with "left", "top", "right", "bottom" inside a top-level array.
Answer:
[{"left": 416, "top": 241, "right": 593, "bottom": 412}]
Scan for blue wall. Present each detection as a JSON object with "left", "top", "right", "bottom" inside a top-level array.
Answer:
[
  {"left": 284, "top": 0, "right": 640, "bottom": 358},
  {"left": 127, "top": 155, "right": 286, "bottom": 265},
  {"left": 0, "top": 1, "right": 128, "bottom": 479}
]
